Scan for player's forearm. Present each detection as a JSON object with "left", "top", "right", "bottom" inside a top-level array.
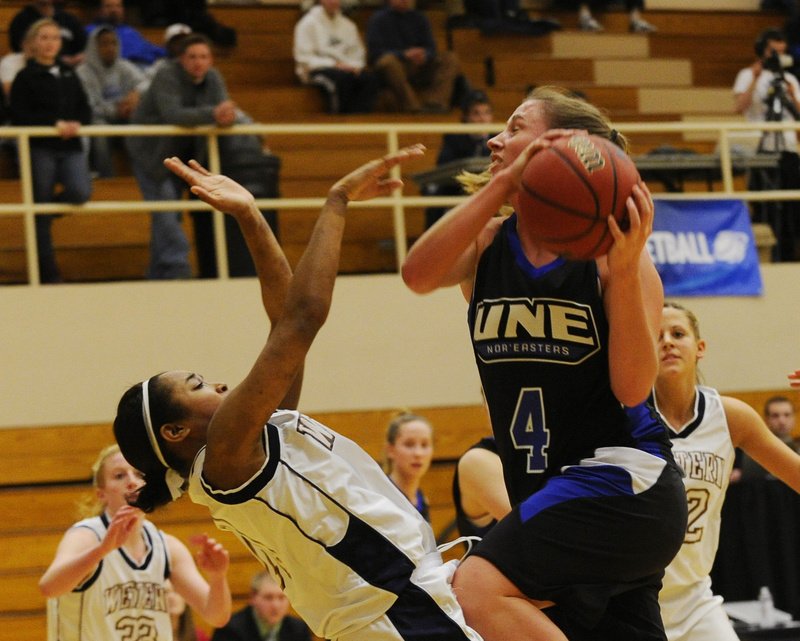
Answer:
[
  {"left": 197, "top": 575, "right": 232, "bottom": 628},
  {"left": 237, "top": 202, "right": 292, "bottom": 323}
]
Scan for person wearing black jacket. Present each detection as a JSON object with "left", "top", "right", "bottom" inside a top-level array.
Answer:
[
  {"left": 211, "top": 572, "right": 311, "bottom": 641},
  {"left": 8, "top": 0, "right": 87, "bottom": 67},
  {"left": 9, "top": 18, "right": 92, "bottom": 283}
]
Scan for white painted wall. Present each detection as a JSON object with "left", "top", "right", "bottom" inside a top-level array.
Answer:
[{"left": 2, "top": 266, "right": 799, "bottom": 429}]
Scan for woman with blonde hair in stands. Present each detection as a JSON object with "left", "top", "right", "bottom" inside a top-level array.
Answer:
[
  {"left": 384, "top": 412, "right": 434, "bottom": 522},
  {"left": 40, "top": 444, "right": 231, "bottom": 640}
]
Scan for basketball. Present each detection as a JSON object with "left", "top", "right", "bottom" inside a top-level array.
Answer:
[{"left": 516, "top": 133, "right": 641, "bottom": 260}]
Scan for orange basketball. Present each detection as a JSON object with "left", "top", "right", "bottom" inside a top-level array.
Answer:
[{"left": 516, "top": 133, "right": 641, "bottom": 260}]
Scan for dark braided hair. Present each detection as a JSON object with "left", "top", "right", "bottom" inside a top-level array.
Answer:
[{"left": 113, "top": 375, "right": 187, "bottom": 513}]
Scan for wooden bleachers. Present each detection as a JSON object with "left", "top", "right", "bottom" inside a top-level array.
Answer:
[{"left": 0, "top": 2, "right": 786, "bottom": 282}]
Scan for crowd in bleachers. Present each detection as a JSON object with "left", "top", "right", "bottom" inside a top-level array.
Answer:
[{"left": 1, "top": 0, "right": 799, "bottom": 284}]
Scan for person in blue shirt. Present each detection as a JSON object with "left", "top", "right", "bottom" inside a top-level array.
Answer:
[{"left": 86, "top": 0, "right": 167, "bottom": 70}]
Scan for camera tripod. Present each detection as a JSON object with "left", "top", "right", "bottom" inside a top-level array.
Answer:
[{"left": 752, "top": 73, "right": 800, "bottom": 261}]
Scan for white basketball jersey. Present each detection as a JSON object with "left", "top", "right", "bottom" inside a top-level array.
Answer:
[
  {"left": 189, "top": 410, "right": 479, "bottom": 641},
  {"left": 654, "top": 386, "right": 736, "bottom": 641},
  {"left": 47, "top": 516, "right": 172, "bottom": 641}
]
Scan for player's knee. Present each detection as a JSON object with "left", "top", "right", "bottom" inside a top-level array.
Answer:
[{"left": 452, "top": 556, "right": 492, "bottom": 614}]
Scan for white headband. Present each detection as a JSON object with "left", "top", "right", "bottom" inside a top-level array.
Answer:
[{"left": 141, "top": 380, "right": 185, "bottom": 501}]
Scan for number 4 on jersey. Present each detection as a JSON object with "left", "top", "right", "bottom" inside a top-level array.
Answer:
[{"left": 510, "top": 388, "right": 550, "bottom": 473}]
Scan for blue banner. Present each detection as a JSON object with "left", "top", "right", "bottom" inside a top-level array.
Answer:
[{"left": 648, "top": 199, "right": 763, "bottom": 296}]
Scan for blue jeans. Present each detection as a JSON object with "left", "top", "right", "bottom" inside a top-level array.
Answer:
[
  {"left": 30, "top": 146, "right": 93, "bottom": 283},
  {"left": 131, "top": 164, "right": 193, "bottom": 280}
]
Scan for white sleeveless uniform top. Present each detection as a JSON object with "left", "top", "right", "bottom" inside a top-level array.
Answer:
[
  {"left": 47, "top": 515, "right": 172, "bottom": 641},
  {"left": 189, "top": 410, "right": 480, "bottom": 641},
  {"left": 655, "top": 386, "right": 738, "bottom": 641}
]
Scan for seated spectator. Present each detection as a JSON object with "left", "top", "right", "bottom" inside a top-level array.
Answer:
[
  {"left": 137, "top": 0, "right": 237, "bottom": 47},
  {"left": 77, "top": 26, "right": 148, "bottom": 177},
  {"left": 462, "top": 0, "right": 561, "bottom": 36},
  {"left": 293, "top": 0, "right": 379, "bottom": 114},
  {"left": 9, "top": 18, "right": 92, "bottom": 284},
  {"left": 126, "top": 33, "right": 270, "bottom": 280},
  {"left": 0, "top": 33, "right": 33, "bottom": 97},
  {"left": 366, "top": 0, "right": 461, "bottom": 113},
  {"left": 9, "top": 0, "right": 87, "bottom": 67},
  {"left": 86, "top": 0, "right": 167, "bottom": 72},
  {"left": 576, "top": 0, "right": 656, "bottom": 33},
  {"left": 734, "top": 396, "right": 800, "bottom": 481},
  {"left": 424, "top": 89, "right": 493, "bottom": 228},
  {"left": 211, "top": 571, "right": 312, "bottom": 641},
  {"left": 146, "top": 23, "right": 193, "bottom": 81}
]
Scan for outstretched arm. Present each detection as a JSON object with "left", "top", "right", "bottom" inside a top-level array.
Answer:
[
  {"left": 167, "top": 533, "right": 231, "bottom": 628},
  {"left": 202, "top": 145, "right": 426, "bottom": 491},
  {"left": 39, "top": 506, "right": 142, "bottom": 597},
  {"left": 165, "top": 158, "right": 304, "bottom": 410},
  {"left": 726, "top": 396, "right": 800, "bottom": 494},
  {"left": 165, "top": 158, "right": 291, "bottom": 323}
]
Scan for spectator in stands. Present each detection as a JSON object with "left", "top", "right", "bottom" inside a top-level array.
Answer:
[
  {"left": 8, "top": 0, "right": 87, "bottom": 67},
  {"left": 77, "top": 26, "right": 148, "bottom": 177},
  {"left": 734, "top": 27, "right": 800, "bottom": 261},
  {"left": 293, "top": 0, "right": 379, "bottom": 114},
  {"left": 9, "top": 18, "right": 93, "bottom": 284},
  {"left": 167, "top": 579, "right": 212, "bottom": 641},
  {"left": 383, "top": 412, "right": 434, "bottom": 522},
  {"left": 423, "top": 89, "right": 494, "bottom": 228},
  {"left": 576, "top": 0, "right": 656, "bottom": 33},
  {"left": 0, "top": 31, "right": 34, "bottom": 97},
  {"left": 40, "top": 444, "right": 231, "bottom": 639},
  {"left": 136, "top": 0, "right": 237, "bottom": 47},
  {"left": 147, "top": 22, "right": 193, "bottom": 79},
  {"left": 734, "top": 396, "right": 800, "bottom": 481},
  {"left": 85, "top": 0, "right": 167, "bottom": 72},
  {"left": 211, "top": 571, "right": 312, "bottom": 641},
  {"left": 126, "top": 33, "right": 244, "bottom": 279},
  {"left": 461, "top": 0, "right": 561, "bottom": 36},
  {"left": 366, "top": 0, "right": 461, "bottom": 113}
]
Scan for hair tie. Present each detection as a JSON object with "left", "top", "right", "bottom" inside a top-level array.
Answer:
[
  {"left": 142, "top": 380, "right": 185, "bottom": 501},
  {"left": 610, "top": 129, "right": 619, "bottom": 143}
]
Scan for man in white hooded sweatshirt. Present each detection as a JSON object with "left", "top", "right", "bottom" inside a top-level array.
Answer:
[{"left": 293, "top": 0, "right": 379, "bottom": 114}]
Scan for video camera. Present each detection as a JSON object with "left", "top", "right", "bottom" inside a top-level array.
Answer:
[
  {"left": 763, "top": 50, "right": 800, "bottom": 122},
  {"left": 763, "top": 49, "right": 794, "bottom": 75}
]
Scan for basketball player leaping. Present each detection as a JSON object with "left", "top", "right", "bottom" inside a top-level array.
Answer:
[{"left": 402, "top": 86, "right": 688, "bottom": 641}]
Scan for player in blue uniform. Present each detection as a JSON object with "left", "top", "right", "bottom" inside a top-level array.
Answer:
[
  {"left": 402, "top": 86, "right": 688, "bottom": 641},
  {"left": 112, "top": 148, "right": 483, "bottom": 641},
  {"left": 452, "top": 437, "right": 507, "bottom": 538}
]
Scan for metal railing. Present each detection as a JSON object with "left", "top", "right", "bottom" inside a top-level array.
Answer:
[{"left": 2, "top": 119, "right": 800, "bottom": 286}]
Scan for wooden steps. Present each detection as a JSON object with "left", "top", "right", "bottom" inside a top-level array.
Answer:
[{"left": 0, "top": 2, "right": 783, "bottom": 278}]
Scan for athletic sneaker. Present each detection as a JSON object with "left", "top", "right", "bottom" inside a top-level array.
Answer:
[
  {"left": 630, "top": 17, "right": 657, "bottom": 33},
  {"left": 579, "top": 14, "right": 604, "bottom": 31}
]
